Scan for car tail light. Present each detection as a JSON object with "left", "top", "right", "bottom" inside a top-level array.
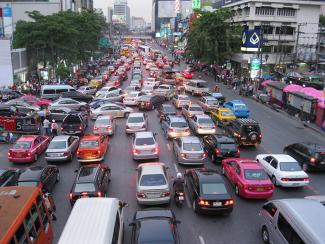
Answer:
[
  {"left": 267, "top": 186, "right": 274, "bottom": 190},
  {"left": 106, "top": 126, "right": 112, "bottom": 131},
  {"left": 61, "top": 128, "right": 64, "bottom": 131},
  {"left": 97, "top": 192, "right": 102, "bottom": 197},
  {"left": 201, "top": 153, "right": 206, "bottom": 158},
  {"left": 7, "top": 151, "right": 11, "bottom": 157},
  {"left": 304, "top": 178, "right": 309, "bottom": 182},
  {"left": 161, "top": 191, "right": 170, "bottom": 197},
  {"left": 141, "top": 124, "right": 146, "bottom": 128},
  {"left": 168, "top": 128, "right": 174, "bottom": 132},
  {"left": 97, "top": 150, "right": 101, "bottom": 154},
  {"left": 215, "top": 149, "right": 221, "bottom": 155},
  {"left": 180, "top": 153, "right": 187, "bottom": 158},
  {"left": 189, "top": 113, "right": 192, "bottom": 117},
  {"left": 153, "top": 147, "right": 159, "bottom": 153},
  {"left": 310, "top": 157, "right": 316, "bottom": 164},
  {"left": 94, "top": 127, "right": 98, "bottom": 131},
  {"left": 185, "top": 128, "right": 190, "bottom": 132},
  {"left": 27, "top": 152, "right": 31, "bottom": 157},
  {"left": 77, "top": 151, "right": 80, "bottom": 155},
  {"left": 259, "top": 134, "right": 262, "bottom": 139},
  {"left": 136, "top": 192, "right": 146, "bottom": 198},
  {"left": 281, "top": 178, "right": 289, "bottom": 182},
  {"left": 133, "top": 149, "right": 139, "bottom": 155},
  {"left": 224, "top": 199, "right": 234, "bottom": 206},
  {"left": 236, "top": 149, "right": 240, "bottom": 155},
  {"left": 69, "top": 193, "right": 73, "bottom": 199},
  {"left": 79, "top": 126, "right": 83, "bottom": 130},
  {"left": 198, "top": 199, "right": 210, "bottom": 206}
]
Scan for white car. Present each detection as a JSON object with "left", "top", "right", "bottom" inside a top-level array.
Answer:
[
  {"left": 132, "top": 131, "right": 159, "bottom": 160},
  {"left": 141, "top": 85, "right": 155, "bottom": 95},
  {"left": 95, "top": 86, "right": 118, "bottom": 97},
  {"left": 124, "top": 86, "right": 139, "bottom": 95},
  {"left": 143, "top": 78, "right": 160, "bottom": 87},
  {"left": 123, "top": 91, "right": 144, "bottom": 106},
  {"left": 77, "top": 86, "right": 96, "bottom": 95},
  {"left": 256, "top": 154, "right": 309, "bottom": 187},
  {"left": 188, "top": 114, "right": 216, "bottom": 135},
  {"left": 172, "top": 94, "right": 191, "bottom": 109},
  {"left": 90, "top": 103, "right": 133, "bottom": 119},
  {"left": 50, "top": 98, "right": 87, "bottom": 111},
  {"left": 136, "top": 162, "right": 170, "bottom": 205},
  {"left": 93, "top": 115, "right": 115, "bottom": 135},
  {"left": 126, "top": 112, "right": 147, "bottom": 133},
  {"left": 93, "top": 89, "right": 124, "bottom": 102}
]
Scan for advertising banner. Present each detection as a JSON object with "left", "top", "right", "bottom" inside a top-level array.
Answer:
[
  {"left": 0, "top": 39, "right": 13, "bottom": 86},
  {"left": 3, "top": 5, "right": 12, "bottom": 37},
  {"left": 241, "top": 28, "right": 262, "bottom": 52},
  {"left": 250, "top": 58, "right": 261, "bottom": 79}
]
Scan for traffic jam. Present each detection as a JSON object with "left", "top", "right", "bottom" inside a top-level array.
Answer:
[{"left": 1, "top": 39, "right": 325, "bottom": 244}]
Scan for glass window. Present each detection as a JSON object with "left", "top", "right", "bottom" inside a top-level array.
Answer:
[
  {"left": 270, "top": 160, "right": 278, "bottom": 169},
  {"left": 183, "top": 143, "right": 202, "bottom": 151},
  {"left": 244, "top": 169, "right": 269, "bottom": 180},
  {"left": 13, "top": 141, "right": 32, "bottom": 149},
  {"left": 140, "top": 174, "right": 166, "bottom": 186},
  {"left": 112, "top": 213, "right": 120, "bottom": 244},
  {"left": 279, "top": 162, "right": 302, "bottom": 171},
  {"left": 74, "top": 183, "right": 96, "bottom": 192},
  {"left": 189, "top": 107, "right": 203, "bottom": 112},
  {"left": 43, "top": 89, "right": 55, "bottom": 95},
  {"left": 56, "top": 89, "right": 68, "bottom": 93},
  {"left": 262, "top": 202, "right": 277, "bottom": 217},
  {"left": 278, "top": 213, "right": 304, "bottom": 243},
  {"left": 135, "top": 137, "right": 155, "bottom": 146},
  {"left": 220, "top": 143, "right": 236, "bottom": 151},
  {"left": 127, "top": 117, "right": 144, "bottom": 123},
  {"left": 48, "top": 141, "right": 66, "bottom": 149},
  {"left": 171, "top": 122, "right": 187, "bottom": 128},
  {"left": 18, "top": 181, "right": 38, "bottom": 187},
  {"left": 198, "top": 118, "right": 214, "bottom": 124},
  {"left": 201, "top": 183, "right": 228, "bottom": 195},
  {"left": 79, "top": 140, "right": 99, "bottom": 148}
]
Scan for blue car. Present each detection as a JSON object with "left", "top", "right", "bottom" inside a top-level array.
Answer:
[{"left": 223, "top": 100, "right": 250, "bottom": 118}]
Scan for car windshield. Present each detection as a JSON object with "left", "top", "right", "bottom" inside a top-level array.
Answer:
[
  {"left": 18, "top": 181, "right": 38, "bottom": 187},
  {"left": 48, "top": 141, "right": 66, "bottom": 149},
  {"left": 13, "top": 141, "right": 32, "bottom": 149},
  {"left": 201, "top": 183, "right": 228, "bottom": 195},
  {"left": 179, "top": 96, "right": 190, "bottom": 100},
  {"left": 221, "top": 111, "right": 234, "bottom": 116},
  {"left": 280, "top": 162, "right": 302, "bottom": 171},
  {"left": 143, "top": 87, "right": 153, "bottom": 90},
  {"left": 244, "top": 169, "right": 269, "bottom": 180},
  {"left": 74, "top": 183, "right": 96, "bottom": 193},
  {"left": 80, "top": 140, "right": 99, "bottom": 148},
  {"left": 129, "top": 93, "right": 139, "bottom": 98},
  {"left": 183, "top": 143, "right": 202, "bottom": 151},
  {"left": 140, "top": 174, "right": 166, "bottom": 186},
  {"left": 136, "top": 137, "right": 155, "bottom": 146},
  {"left": 128, "top": 117, "right": 144, "bottom": 123},
  {"left": 220, "top": 143, "right": 236, "bottom": 151},
  {"left": 190, "top": 107, "right": 203, "bottom": 112},
  {"left": 164, "top": 107, "right": 175, "bottom": 113},
  {"left": 171, "top": 122, "right": 187, "bottom": 128},
  {"left": 207, "top": 100, "right": 218, "bottom": 105},
  {"left": 235, "top": 104, "right": 246, "bottom": 109},
  {"left": 198, "top": 118, "right": 213, "bottom": 124}
]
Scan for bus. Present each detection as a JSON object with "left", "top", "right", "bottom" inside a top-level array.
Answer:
[
  {"left": 120, "top": 46, "right": 129, "bottom": 57},
  {"left": 138, "top": 45, "right": 151, "bottom": 55},
  {"left": 0, "top": 186, "right": 53, "bottom": 244}
]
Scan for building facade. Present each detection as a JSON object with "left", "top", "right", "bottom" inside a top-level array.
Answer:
[
  {"left": 107, "top": 7, "right": 113, "bottom": 23},
  {"left": 131, "top": 16, "right": 146, "bottom": 32},
  {"left": 113, "top": 0, "right": 130, "bottom": 26}
]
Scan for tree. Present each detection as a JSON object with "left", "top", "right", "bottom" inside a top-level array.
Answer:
[
  {"left": 320, "top": 15, "right": 325, "bottom": 27},
  {"left": 186, "top": 8, "right": 241, "bottom": 64}
]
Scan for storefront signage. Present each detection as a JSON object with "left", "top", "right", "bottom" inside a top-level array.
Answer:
[
  {"left": 241, "top": 28, "right": 262, "bottom": 52},
  {"left": 250, "top": 58, "right": 261, "bottom": 79}
]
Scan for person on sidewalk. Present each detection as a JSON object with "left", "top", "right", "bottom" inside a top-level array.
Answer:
[
  {"left": 43, "top": 117, "right": 51, "bottom": 136},
  {"left": 51, "top": 120, "right": 58, "bottom": 138}
]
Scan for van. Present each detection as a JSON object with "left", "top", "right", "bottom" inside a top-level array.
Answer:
[
  {"left": 41, "top": 85, "right": 75, "bottom": 100},
  {"left": 259, "top": 198, "right": 325, "bottom": 244},
  {"left": 58, "top": 198, "right": 127, "bottom": 244},
  {"left": 184, "top": 79, "right": 209, "bottom": 96}
]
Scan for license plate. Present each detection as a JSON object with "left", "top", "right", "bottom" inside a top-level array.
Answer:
[
  {"left": 213, "top": 202, "right": 222, "bottom": 207},
  {"left": 69, "top": 131, "right": 74, "bottom": 133},
  {"left": 50, "top": 153, "right": 61, "bottom": 157},
  {"left": 320, "top": 161, "right": 325, "bottom": 165},
  {"left": 16, "top": 153, "right": 22, "bottom": 157},
  {"left": 178, "top": 196, "right": 184, "bottom": 200},
  {"left": 292, "top": 183, "right": 300, "bottom": 186},
  {"left": 256, "top": 188, "right": 264, "bottom": 192}
]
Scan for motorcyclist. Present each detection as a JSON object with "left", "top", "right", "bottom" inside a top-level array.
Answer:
[{"left": 173, "top": 173, "right": 184, "bottom": 194}]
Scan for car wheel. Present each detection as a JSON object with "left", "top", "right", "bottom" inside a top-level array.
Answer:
[
  {"left": 192, "top": 200, "right": 198, "bottom": 213},
  {"left": 235, "top": 185, "right": 240, "bottom": 196},
  {"left": 34, "top": 154, "right": 38, "bottom": 162},
  {"left": 271, "top": 176, "right": 278, "bottom": 186},
  {"left": 262, "top": 226, "right": 270, "bottom": 244},
  {"left": 302, "top": 163, "right": 309, "bottom": 172},
  {"left": 56, "top": 173, "right": 60, "bottom": 183},
  {"left": 221, "top": 166, "right": 225, "bottom": 175}
]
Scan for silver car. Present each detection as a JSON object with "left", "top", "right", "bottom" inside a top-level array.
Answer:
[
  {"left": 93, "top": 115, "right": 116, "bottom": 135},
  {"left": 188, "top": 114, "right": 216, "bottom": 135},
  {"left": 90, "top": 103, "right": 133, "bottom": 120},
  {"left": 182, "top": 103, "right": 204, "bottom": 119},
  {"left": 48, "top": 107, "right": 72, "bottom": 122},
  {"left": 173, "top": 136, "right": 207, "bottom": 165},
  {"left": 95, "top": 86, "right": 118, "bottom": 97},
  {"left": 6, "top": 100, "right": 40, "bottom": 111},
  {"left": 77, "top": 86, "right": 96, "bottom": 95},
  {"left": 172, "top": 94, "right": 191, "bottom": 109},
  {"left": 45, "top": 135, "right": 79, "bottom": 162},
  {"left": 132, "top": 131, "right": 159, "bottom": 160},
  {"left": 161, "top": 115, "right": 190, "bottom": 139},
  {"left": 50, "top": 98, "right": 88, "bottom": 111},
  {"left": 126, "top": 112, "right": 147, "bottom": 134},
  {"left": 93, "top": 89, "right": 124, "bottom": 102},
  {"left": 136, "top": 162, "right": 170, "bottom": 205},
  {"left": 197, "top": 96, "right": 219, "bottom": 112}
]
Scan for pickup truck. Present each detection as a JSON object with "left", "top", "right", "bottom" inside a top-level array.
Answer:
[
  {"left": 152, "top": 85, "right": 176, "bottom": 100},
  {"left": 184, "top": 79, "right": 209, "bottom": 96},
  {"left": 61, "top": 113, "right": 88, "bottom": 136}
]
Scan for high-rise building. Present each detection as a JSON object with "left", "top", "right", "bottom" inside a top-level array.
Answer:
[
  {"left": 107, "top": 7, "right": 113, "bottom": 23},
  {"left": 113, "top": 0, "right": 130, "bottom": 26},
  {"left": 131, "top": 16, "right": 146, "bottom": 31}
]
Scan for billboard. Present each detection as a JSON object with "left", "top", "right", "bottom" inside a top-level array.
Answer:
[
  {"left": 250, "top": 58, "right": 261, "bottom": 79},
  {"left": 0, "top": 39, "right": 14, "bottom": 86},
  {"left": 241, "top": 28, "right": 262, "bottom": 52},
  {"left": 112, "top": 14, "right": 126, "bottom": 24}
]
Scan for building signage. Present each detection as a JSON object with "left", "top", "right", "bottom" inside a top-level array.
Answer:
[
  {"left": 3, "top": 6, "right": 11, "bottom": 17},
  {"left": 241, "top": 28, "right": 262, "bottom": 52},
  {"left": 250, "top": 58, "right": 261, "bottom": 79},
  {"left": 192, "top": 0, "right": 201, "bottom": 10}
]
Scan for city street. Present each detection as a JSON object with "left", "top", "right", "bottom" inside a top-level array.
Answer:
[{"left": 1, "top": 47, "right": 324, "bottom": 244}]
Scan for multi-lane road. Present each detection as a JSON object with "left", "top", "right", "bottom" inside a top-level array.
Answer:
[{"left": 1, "top": 46, "right": 324, "bottom": 244}]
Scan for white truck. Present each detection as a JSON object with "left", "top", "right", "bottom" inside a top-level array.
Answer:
[{"left": 185, "top": 79, "right": 210, "bottom": 96}]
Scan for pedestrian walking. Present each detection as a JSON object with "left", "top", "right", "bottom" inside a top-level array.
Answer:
[
  {"left": 42, "top": 191, "right": 57, "bottom": 220},
  {"left": 43, "top": 117, "right": 51, "bottom": 136},
  {"left": 38, "top": 109, "right": 46, "bottom": 125},
  {"left": 51, "top": 120, "right": 58, "bottom": 137}
]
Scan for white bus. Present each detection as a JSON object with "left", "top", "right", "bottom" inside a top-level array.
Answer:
[{"left": 58, "top": 198, "right": 127, "bottom": 244}]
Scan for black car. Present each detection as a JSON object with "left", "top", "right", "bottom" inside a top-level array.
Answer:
[
  {"left": 0, "top": 89, "right": 22, "bottom": 101},
  {"left": 138, "top": 95, "right": 166, "bottom": 110},
  {"left": 69, "top": 164, "right": 111, "bottom": 206},
  {"left": 185, "top": 168, "right": 233, "bottom": 214},
  {"left": 224, "top": 118, "right": 262, "bottom": 146},
  {"left": 130, "top": 209, "right": 180, "bottom": 244},
  {"left": 0, "top": 167, "right": 21, "bottom": 187},
  {"left": 17, "top": 165, "right": 59, "bottom": 192},
  {"left": 283, "top": 142, "right": 325, "bottom": 172},
  {"left": 61, "top": 112, "right": 88, "bottom": 135},
  {"left": 60, "top": 91, "right": 93, "bottom": 103},
  {"left": 157, "top": 104, "right": 176, "bottom": 122},
  {"left": 202, "top": 134, "right": 240, "bottom": 162}
]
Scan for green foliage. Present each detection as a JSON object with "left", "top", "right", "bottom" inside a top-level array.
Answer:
[
  {"left": 13, "top": 9, "right": 107, "bottom": 74},
  {"left": 320, "top": 15, "right": 325, "bottom": 27},
  {"left": 186, "top": 8, "right": 241, "bottom": 64},
  {"left": 56, "top": 63, "right": 70, "bottom": 80}
]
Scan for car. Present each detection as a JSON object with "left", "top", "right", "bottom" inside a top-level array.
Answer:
[
  {"left": 130, "top": 80, "right": 142, "bottom": 89},
  {"left": 95, "top": 86, "right": 119, "bottom": 97},
  {"left": 136, "top": 162, "right": 170, "bottom": 205},
  {"left": 197, "top": 96, "right": 219, "bottom": 112},
  {"left": 283, "top": 143, "right": 325, "bottom": 172},
  {"left": 132, "top": 73, "right": 143, "bottom": 81},
  {"left": 45, "top": 135, "right": 80, "bottom": 162},
  {"left": 93, "top": 89, "right": 124, "bottom": 102},
  {"left": 224, "top": 118, "right": 262, "bottom": 146},
  {"left": 123, "top": 91, "right": 144, "bottom": 106},
  {"left": 61, "top": 113, "right": 88, "bottom": 135},
  {"left": 107, "top": 75, "right": 122, "bottom": 86},
  {"left": 161, "top": 115, "right": 190, "bottom": 139},
  {"left": 221, "top": 158, "right": 274, "bottom": 199},
  {"left": 132, "top": 131, "right": 159, "bottom": 160},
  {"left": 18, "top": 95, "right": 52, "bottom": 109},
  {"left": 76, "top": 134, "right": 109, "bottom": 163},
  {"left": 184, "top": 80, "right": 209, "bottom": 96},
  {"left": 202, "top": 134, "right": 240, "bottom": 162},
  {"left": 60, "top": 91, "right": 93, "bottom": 103},
  {"left": 204, "top": 92, "right": 226, "bottom": 105},
  {"left": 77, "top": 86, "right": 96, "bottom": 95},
  {"left": 157, "top": 104, "right": 176, "bottom": 122},
  {"left": 8, "top": 135, "right": 50, "bottom": 163},
  {"left": 141, "top": 85, "right": 155, "bottom": 95},
  {"left": 130, "top": 209, "right": 180, "bottom": 244},
  {"left": 50, "top": 98, "right": 88, "bottom": 111},
  {"left": 48, "top": 107, "right": 72, "bottom": 121},
  {"left": 210, "top": 108, "right": 236, "bottom": 127},
  {"left": 152, "top": 85, "right": 175, "bottom": 100},
  {"left": 6, "top": 100, "right": 40, "bottom": 111},
  {"left": 256, "top": 154, "right": 310, "bottom": 187},
  {"left": 124, "top": 85, "right": 140, "bottom": 95},
  {"left": 143, "top": 78, "right": 160, "bottom": 87},
  {"left": 138, "top": 95, "right": 165, "bottom": 110},
  {"left": 304, "top": 195, "right": 325, "bottom": 206},
  {"left": 188, "top": 114, "right": 216, "bottom": 135},
  {"left": 0, "top": 167, "right": 21, "bottom": 187},
  {"left": 149, "top": 67, "right": 160, "bottom": 78},
  {"left": 90, "top": 102, "right": 133, "bottom": 119},
  {"left": 69, "top": 164, "right": 111, "bottom": 206},
  {"left": 185, "top": 168, "right": 234, "bottom": 214},
  {"left": 93, "top": 115, "right": 115, "bottom": 135},
  {"left": 173, "top": 136, "right": 207, "bottom": 165},
  {"left": 223, "top": 100, "right": 250, "bottom": 118},
  {"left": 17, "top": 165, "right": 59, "bottom": 192},
  {"left": 182, "top": 70, "right": 193, "bottom": 79},
  {"left": 126, "top": 112, "right": 148, "bottom": 134},
  {"left": 182, "top": 104, "right": 204, "bottom": 119},
  {"left": 172, "top": 94, "right": 191, "bottom": 109},
  {"left": 0, "top": 89, "right": 22, "bottom": 101},
  {"left": 89, "top": 99, "right": 113, "bottom": 110}
]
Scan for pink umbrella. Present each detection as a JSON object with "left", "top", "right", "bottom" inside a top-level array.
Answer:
[
  {"left": 261, "top": 79, "right": 275, "bottom": 87},
  {"left": 283, "top": 84, "right": 304, "bottom": 93},
  {"left": 301, "top": 87, "right": 325, "bottom": 108}
]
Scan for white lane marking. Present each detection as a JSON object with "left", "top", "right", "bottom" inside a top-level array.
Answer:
[
  {"left": 167, "top": 143, "right": 171, "bottom": 151},
  {"left": 306, "top": 184, "right": 320, "bottom": 194},
  {"left": 199, "top": 236, "right": 206, "bottom": 244},
  {"left": 173, "top": 163, "right": 179, "bottom": 173}
]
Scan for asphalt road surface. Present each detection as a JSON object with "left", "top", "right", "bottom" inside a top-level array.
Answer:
[{"left": 1, "top": 45, "right": 324, "bottom": 244}]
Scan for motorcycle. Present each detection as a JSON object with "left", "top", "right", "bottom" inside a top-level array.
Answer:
[{"left": 174, "top": 191, "right": 185, "bottom": 207}]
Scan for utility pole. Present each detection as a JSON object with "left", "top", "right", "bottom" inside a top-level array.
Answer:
[
  {"left": 316, "top": 27, "right": 321, "bottom": 72},
  {"left": 294, "top": 23, "right": 304, "bottom": 64}
]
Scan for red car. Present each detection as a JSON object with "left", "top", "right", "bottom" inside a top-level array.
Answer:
[
  {"left": 8, "top": 135, "right": 50, "bottom": 163},
  {"left": 221, "top": 158, "right": 274, "bottom": 199},
  {"left": 182, "top": 70, "right": 194, "bottom": 79},
  {"left": 19, "top": 95, "right": 52, "bottom": 109},
  {"left": 76, "top": 134, "right": 109, "bottom": 163}
]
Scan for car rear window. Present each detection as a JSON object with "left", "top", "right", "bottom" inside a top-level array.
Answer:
[
  {"left": 18, "top": 181, "right": 38, "bottom": 187},
  {"left": 13, "top": 141, "right": 32, "bottom": 149},
  {"left": 220, "top": 143, "right": 236, "bottom": 151},
  {"left": 164, "top": 107, "right": 175, "bottom": 113},
  {"left": 207, "top": 100, "right": 218, "bottom": 105},
  {"left": 235, "top": 104, "right": 246, "bottom": 109},
  {"left": 74, "top": 183, "right": 96, "bottom": 193},
  {"left": 280, "top": 162, "right": 302, "bottom": 171},
  {"left": 96, "top": 118, "right": 111, "bottom": 125},
  {"left": 48, "top": 141, "right": 66, "bottom": 149},
  {"left": 64, "top": 115, "right": 82, "bottom": 124},
  {"left": 198, "top": 118, "right": 213, "bottom": 124},
  {"left": 128, "top": 117, "right": 144, "bottom": 123},
  {"left": 79, "top": 140, "right": 99, "bottom": 148},
  {"left": 183, "top": 143, "right": 202, "bottom": 151},
  {"left": 171, "top": 122, "right": 187, "bottom": 128},
  {"left": 179, "top": 96, "right": 190, "bottom": 100},
  {"left": 140, "top": 174, "right": 166, "bottom": 186},
  {"left": 244, "top": 169, "right": 269, "bottom": 180},
  {"left": 136, "top": 137, "right": 155, "bottom": 146},
  {"left": 201, "top": 183, "right": 227, "bottom": 195}
]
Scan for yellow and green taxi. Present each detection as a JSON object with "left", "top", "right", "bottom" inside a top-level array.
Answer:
[{"left": 211, "top": 108, "right": 236, "bottom": 126}]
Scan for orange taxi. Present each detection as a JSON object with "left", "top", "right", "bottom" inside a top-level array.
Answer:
[{"left": 76, "top": 134, "right": 109, "bottom": 163}]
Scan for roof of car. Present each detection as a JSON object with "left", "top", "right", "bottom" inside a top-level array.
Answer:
[
  {"left": 188, "top": 103, "right": 201, "bottom": 108},
  {"left": 19, "top": 166, "right": 45, "bottom": 181},
  {"left": 135, "top": 131, "right": 154, "bottom": 138},
  {"left": 230, "top": 100, "right": 246, "bottom": 105},
  {"left": 18, "top": 135, "right": 39, "bottom": 142},
  {"left": 169, "top": 116, "right": 186, "bottom": 122},
  {"left": 195, "top": 169, "right": 223, "bottom": 183},
  {"left": 80, "top": 135, "right": 101, "bottom": 141},
  {"left": 138, "top": 162, "right": 166, "bottom": 175},
  {"left": 235, "top": 158, "right": 262, "bottom": 169},
  {"left": 128, "top": 112, "right": 144, "bottom": 117},
  {"left": 134, "top": 208, "right": 174, "bottom": 220},
  {"left": 264, "top": 154, "right": 296, "bottom": 162},
  {"left": 203, "top": 96, "right": 218, "bottom": 100},
  {"left": 180, "top": 136, "right": 200, "bottom": 143},
  {"left": 212, "top": 134, "right": 235, "bottom": 143},
  {"left": 195, "top": 114, "right": 211, "bottom": 119},
  {"left": 52, "top": 135, "right": 71, "bottom": 141},
  {"left": 236, "top": 118, "right": 258, "bottom": 125}
]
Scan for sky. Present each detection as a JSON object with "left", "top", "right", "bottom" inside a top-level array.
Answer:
[{"left": 94, "top": 0, "right": 152, "bottom": 23}]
